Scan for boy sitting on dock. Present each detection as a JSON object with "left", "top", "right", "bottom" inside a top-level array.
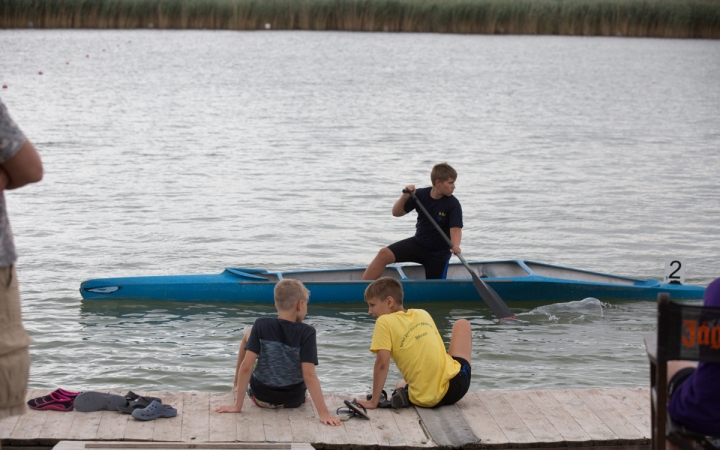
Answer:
[
  {"left": 356, "top": 277, "right": 472, "bottom": 409},
  {"left": 361, "top": 162, "right": 463, "bottom": 280},
  {"left": 214, "top": 279, "right": 341, "bottom": 426}
]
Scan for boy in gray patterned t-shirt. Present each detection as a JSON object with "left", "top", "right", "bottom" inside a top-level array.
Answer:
[
  {"left": 0, "top": 98, "right": 43, "bottom": 420},
  {"left": 214, "top": 279, "right": 342, "bottom": 426}
]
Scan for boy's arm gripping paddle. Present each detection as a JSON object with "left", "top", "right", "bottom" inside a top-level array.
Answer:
[{"left": 403, "top": 188, "right": 516, "bottom": 321}]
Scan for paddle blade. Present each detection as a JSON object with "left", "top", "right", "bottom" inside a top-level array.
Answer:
[{"left": 469, "top": 271, "right": 516, "bottom": 321}]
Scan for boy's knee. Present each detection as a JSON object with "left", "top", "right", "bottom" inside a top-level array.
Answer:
[
  {"left": 378, "top": 247, "right": 395, "bottom": 262},
  {"left": 453, "top": 319, "right": 471, "bottom": 330}
]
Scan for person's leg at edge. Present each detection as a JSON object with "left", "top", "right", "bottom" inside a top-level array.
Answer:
[
  {"left": 233, "top": 327, "right": 253, "bottom": 393},
  {"left": 361, "top": 247, "right": 396, "bottom": 280},
  {"left": 447, "top": 319, "right": 472, "bottom": 364},
  {"left": 0, "top": 265, "right": 31, "bottom": 422},
  {"left": 666, "top": 360, "right": 696, "bottom": 384}
]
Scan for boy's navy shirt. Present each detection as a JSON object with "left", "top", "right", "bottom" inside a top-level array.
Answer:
[
  {"left": 246, "top": 317, "right": 318, "bottom": 406},
  {"left": 404, "top": 187, "right": 463, "bottom": 260}
]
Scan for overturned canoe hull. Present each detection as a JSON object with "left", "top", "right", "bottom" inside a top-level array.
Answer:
[{"left": 79, "top": 260, "right": 706, "bottom": 303}]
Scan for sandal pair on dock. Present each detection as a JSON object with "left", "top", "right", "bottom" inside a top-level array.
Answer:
[{"left": 336, "top": 387, "right": 412, "bottom": 421}]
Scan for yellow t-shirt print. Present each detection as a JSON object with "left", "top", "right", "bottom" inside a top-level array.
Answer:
[
  {"left": 399, "top": 321, "right": 434, "bottom": 348},
  {"left": 370, "top": 309, "right": 461, "bottom": 407}
]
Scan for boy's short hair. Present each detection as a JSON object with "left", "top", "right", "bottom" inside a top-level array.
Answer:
[
  {"left": 274, "top": 279, "right": 310, "bottom": 311},
  {"left": 431, "top": 162, "right": 457, "bottom": 185},
  {"left": 364, "top": 277, "right": 404, "bottom": 305}
]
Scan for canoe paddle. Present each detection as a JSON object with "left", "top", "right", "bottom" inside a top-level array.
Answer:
[{"left": 402, "top": 188, "right": 517, "bottom": 321}]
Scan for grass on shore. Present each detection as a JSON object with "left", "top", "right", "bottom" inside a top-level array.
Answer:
[{"left": 1, "top": 0, "right": 718, "bottom": 38}]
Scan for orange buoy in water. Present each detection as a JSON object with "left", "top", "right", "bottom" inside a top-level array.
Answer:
[
  {"left": 38, "top": 71, "right": 43, "bottom": 75},
  {"left": 2, "top": 85, "right": 7, "bottom": 89}
]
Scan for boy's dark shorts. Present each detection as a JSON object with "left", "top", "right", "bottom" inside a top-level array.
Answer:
[
  {"left": 434, "top": 356, "right": 471, "bottom": 407},
  {"left": 668, "top": 367, "right": 695, "bottom": 398},
  {"left": 388, "top": 237, "right": 449, "bottom": 280}
]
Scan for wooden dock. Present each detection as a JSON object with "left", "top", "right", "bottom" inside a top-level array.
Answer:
[{"left": 0, "top": 388, "right": 651, "bottom": 449}]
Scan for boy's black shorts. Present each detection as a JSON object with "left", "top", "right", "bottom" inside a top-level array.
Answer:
[
  {"left": 434, "top": 356, "right": 471, "bottom": 407},
  {"left": 388, "top": 237, "right": 449, "bottom": 279}
]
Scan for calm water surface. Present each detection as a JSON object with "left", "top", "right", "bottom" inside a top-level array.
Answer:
[{"left": 1, "top": 30, "right": 719, "bottom": 393}]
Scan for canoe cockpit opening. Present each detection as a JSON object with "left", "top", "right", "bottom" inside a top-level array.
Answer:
[
  {"left": 524, "top": 262, "right": 638, "bottom": 285},
  {"left": 445, "top": 261, "right": 531, "bottom": 280},
  {"left": 279, "top": 267, "right": 402, "bottom": 283},
  {"left": 394, "top": 261, "right": 532, "bottom": 280}
]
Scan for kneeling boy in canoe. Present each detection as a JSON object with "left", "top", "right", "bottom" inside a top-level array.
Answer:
[
  {"left": 215, "top": 279, "right": 341, "bottom": 426},
  {"left": 356, "top": 277, "right": 472, "bottom": 409},
  {"left": 361, "top": 162, "right": 463, "bottom": 280}
]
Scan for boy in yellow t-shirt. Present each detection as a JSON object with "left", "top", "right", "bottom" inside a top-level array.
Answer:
[{"left": 356, "top": 277, "right": 472, "bottom": 409}]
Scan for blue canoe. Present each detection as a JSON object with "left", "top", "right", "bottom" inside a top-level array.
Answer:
[{"left": 79, "top": 260, "right": 705, "bottom": 303}]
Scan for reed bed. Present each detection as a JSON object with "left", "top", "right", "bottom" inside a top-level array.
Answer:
[{"left": 1, "top": 0, "right": 718, "bottom": 38}]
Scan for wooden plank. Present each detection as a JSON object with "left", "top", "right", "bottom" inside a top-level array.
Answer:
[
  {"left": 234, "top": 393, "right": 265, "bottom": 442},
  {"left": 38, "top": 410, "right": 77, "bottom": 440},
  {"left": 66, "top": 411, "right": 102, "bottom": 440},
  {"left": 414, "top": 404, "right": 476, "bottom": 447},
  {"left": 625, "top": 387, "right": 651, "bottom": 415},
  {"left": 0, "top": 389, "right": 40, "bottom": 439},
  {"left": 609, "top": 388, "right": 651, "bottom": 413},
  {"left": 502, "top": 390, "right": 564, "bottom": 442},
  {"left": 589, "top": 388, "right": 650, "bottom": 438},
  {"left": 286, "top": 395, "right": 320, "bottom": 444},
  {"left": 0, "top": 413, "right": 21, "bottom": 439},
  {"left": 8, "top": 389, "right": 47, "bottom": 440},
  {"left": 96, "top": 409, "right": 129, "bottom": 441},
  {"left": 360, "top": 397, "right": 405, "bottom": 447},
  {"left": 96, "top": 390, "right": 129, "bottom": 441},
  {"left": 391, "top": 406, "right": 430, "bottom": 447},
  {"left": 260, "top": 407, "right": 293, "bottom": 442},
  {"left": 573, "top": 388, "right": 647, "bottom": 442},
  {"left": 457, "top": 392, "right": 509, "bottom": 445},
  {"left": 623, "top": 387, "right": 652, "bottom": 436},
  {"left": 152, "top": 391, "right": 184, "bottom": 442},
  {"left": 552, "top": 389, "right": 619, "bottom": 443},
  {"left": 123, "top": 391, "right": 158, "bottom": 442},
  {"left": 311, "top": 394, "right": 348, "bottom": 446},
  {"left": 181, "top": 391, "right": 210, "bottom": 442},
  {"left": 477, "top": 390, "right": 536, "bottom": 444},
  {"left": 321, "top": 394, "right": 372, "bottom": 447},
  {"left": 56, "top": 443, "right": 302, "bottom": 450},
  {"left": 208, "top": 392, "right": 236, "bottom": 442},
  {"left": 525, "top": 390, "right": 592, "bottom": 443}
]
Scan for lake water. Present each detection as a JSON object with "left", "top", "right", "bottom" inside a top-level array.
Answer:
[{"left": 1, "top": 30, "right": 719, "bottom": 394}]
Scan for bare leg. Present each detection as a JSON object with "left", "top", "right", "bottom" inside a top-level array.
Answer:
[
  {"left": 395, "top": 380, "right": 407, "bottom": 390},
  {"left": 361, "top": 247, "right": 396, "bottom": 280},
  {"left": 447, "top": 319, "right": 472, "bottom": 364},
  {"left": 666, "top": 360, "right": 697, "bottom": 383},
  {"left": 233, "top": 327, "right": 253, "bottom": 393}
]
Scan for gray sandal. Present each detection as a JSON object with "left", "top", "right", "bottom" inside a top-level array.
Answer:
[{"left": 131, "top": 400, "right": 177, "bottom": 421}]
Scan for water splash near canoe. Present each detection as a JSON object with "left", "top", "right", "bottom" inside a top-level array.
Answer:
[{"left": 522, "top": 297, "right": 604, "bottom": 322}]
